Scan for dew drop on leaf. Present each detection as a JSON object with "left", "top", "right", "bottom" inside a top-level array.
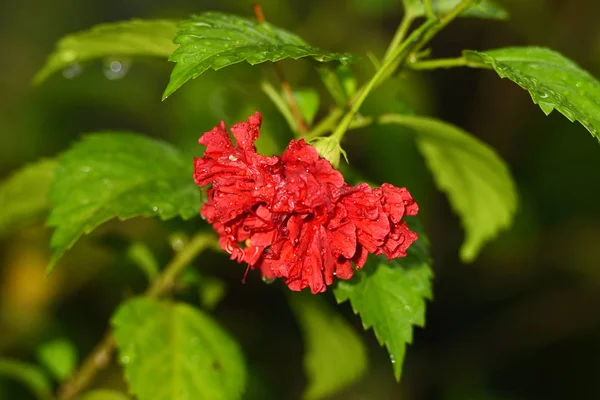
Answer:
[
  {"left": 62, "top": 63, "right": 83, "bottom": 79},
  {"left": 103, "top": 57, "right": 131, "bottom": 80}
]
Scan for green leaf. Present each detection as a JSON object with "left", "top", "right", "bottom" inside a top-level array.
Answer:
[
  {"left": 164, "top": 12, "right": 355, "bottom": 99},
  {"left": 36, "top": 338, "right": 78, "bottom": 381},
  {"left": 318, "top": 64, "right": 357, "bottom": 107},
  {"left": 333, "top": 219, "right": 432, "bottom": 381},
  {"left": 261, "top": 81, "right": 298, "bottom": 133},
  {"left": 464, "top": 46, "right": 600, "bottom": 142},
  {"left": 78, "top": 389, "right": 131, "bottom": 400},
  {"left": 34, "top": 19, "right": 179, "bottom": 84},
  {"left": 0, "top": 358, "right": 53, "bottom": 400},
  {"left": 403, "top": 0, "right": 509, "bottom": 19},
  {"left": 289, "top": 293, "right": 367, "bottom": 400},
  {"left": 379, "top": 114, "right": 517, "bottom": 261},
  {"left": 0, "top": 159, "right": 57, "bottom": 237},
  {"left": 290, "top": 89, "right": 320, "bottom": 126},
  {"left": 198, "top": 276, "right": 228, "bottom": 311},
  {"left": 179, "top": 270, "right": 228, "bottom": 310},
  {"left": 112, "top": 298, "right": 246, "bottom": 400},
  {"left": 47, "top": 133, "right": 200, "bottom": 273},
  {"left": 337, "top": 65, "right": 357, "bottom": 99}
]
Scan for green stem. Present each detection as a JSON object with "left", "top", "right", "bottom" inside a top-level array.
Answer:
[
  {"left": 255, "top": 3, "right": 307, "bottom": 134},
  {"left": 145, "top": 233, "right": 218, "bottom": 298},
  {"left": 261, "top": 81, "right": 298, "bottom": 134},
  {"left": 412, "top": 0, "right": 476, "bottom": 53},
  {"left": 56, "top": 233, "right": 218, "bottom": 400},
  {"left": 330, "top": 18, "right": 436, "bottom": 142},
  {"left": 383, "top": 12, "right": 415, "bottom": 62},
  {"left": 424, "top": 0, "right": 435, "bottom": 19},
  {"left": 304, "top": 108, "right": 344, "bottom": 140},
  {"left": 408, "top": 56, "right": 486, "bottom": 70}
]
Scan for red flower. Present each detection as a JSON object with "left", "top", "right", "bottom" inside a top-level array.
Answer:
[{"left": 194, "top": 112, "right": 419, "bottom": 294}]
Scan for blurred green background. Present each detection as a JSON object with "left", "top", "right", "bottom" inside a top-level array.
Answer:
[{"left": 2, "top": 0, "right": 600, "bottom": 399}]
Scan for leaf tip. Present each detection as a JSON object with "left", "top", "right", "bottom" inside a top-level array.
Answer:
[
  {"left": 32, "top": 66, "right": 53, "bottom": 86},
  {"left": 162, "top": 83, "right": 178, "bottom": 100},
  {"left": 45, "top": 256, "right": 59, "bottom": 278}
]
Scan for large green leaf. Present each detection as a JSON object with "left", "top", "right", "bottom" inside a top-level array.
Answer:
[
  {"left": 289, "top": 293, "right": 367, "bottom": 400},
  {"left": 333, "top": 219, "right": 432, "bottom": 380},
  {"left": 164, "top": 12, "right": 355, "bottom": 99},
  {"left": 34, "top": 19, "right": 178, "bottom": 84},
  {"left": 0, "top": 359, "right": 53, "bottom": 400},
  {"left": 380, "top": 114, "right": 517, "bottom": 261},
  {"left": 403, "top": 0, "right": 508, "bottom": 19},
  {"left": 465, "top": 46, "right": 600, "bottom": 142},
  {"left": 47, "top": 133, "right": 200, "bottom": 272},
  {"left": 112, "top": 298, "right": 246, "bottom": 400},
  {"left": 0, "top": 159, "right": 56, "bottom": 237}
]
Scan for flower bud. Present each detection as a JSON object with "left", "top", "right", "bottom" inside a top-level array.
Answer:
[{"left": 310, "top": 137, "right": 348, "bottom": 168}]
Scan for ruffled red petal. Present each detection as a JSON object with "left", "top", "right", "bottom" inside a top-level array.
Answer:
[{"left": 195, "top": 112, "right": 419, "bottom": 293}]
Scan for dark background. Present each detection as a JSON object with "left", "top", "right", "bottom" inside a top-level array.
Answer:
[{"left": 1, "top": 0, "right": 600, "bottom": 399}]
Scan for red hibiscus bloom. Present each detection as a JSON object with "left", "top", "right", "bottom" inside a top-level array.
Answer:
[{"left": 194, "top": 112, "right": 419, "bottom": 294}]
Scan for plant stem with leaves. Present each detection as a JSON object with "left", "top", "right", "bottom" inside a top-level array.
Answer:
[
  {"left": 329, "top": 19, "right": 435, "bottom": 142},
  {"left": 56, "top": 233, "right": 218, "bottom": 400},
  {"left": 327, "top": 0, "right": 475, "bottom": 144}
]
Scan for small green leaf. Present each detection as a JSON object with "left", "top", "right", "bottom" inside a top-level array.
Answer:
[
  {"left": 403, "top": 0, "right": 508, "bottom": 19},
  {"left": 47, "top": 133, "right": 200, "bottom": 273},
  {"left": 380, "top": 114, "right": 517, "bottom": 261},
  {"left": 199, "top": 276, "right": 227, "bottom": 311},
  {"left": 112, "top": 298, "right": 246, "bottom": 400},
  {"left": 0, "top": 359, "right": 53, "bottom": 400},
  {"left": 261, "top": 81, "right": 298, "bottom": 133},
  {"left": 178, "top": 270, "right": 228, "bottom": 310},
  {"left": 164, "top": 12, "right": 356, "bottom": 99},
  {"left": 0, "top": 159, "right": 57, "bottom": 237},
  {"left": 34, "top": 19, "right": 179, "bottom": 84},
  {"left": 333, "top": 219, "right": 432, "bottom": 380},
  {"left": 337, "top": 65, "right": 357, "bottom": 98},
  {"left": 78, "top": 389, "right": 131, "bottom": 400},
  {"left": 289, "top": 293, "right": 367, "bottom": 400},
  {"left": 127, "top": 242, "right": 160, "bottom": 282},
  {"left": 318, "top": 64, "right": 356, "bottom": 107},
  {"left": 290, "top": 88, "right": 320, "bottom": 126},
  {"left": 36, "top": 338, "right": 78, "bottom": 381},
  {"left": 465, "top": 46, "right": 600, "bottom": 142}
]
